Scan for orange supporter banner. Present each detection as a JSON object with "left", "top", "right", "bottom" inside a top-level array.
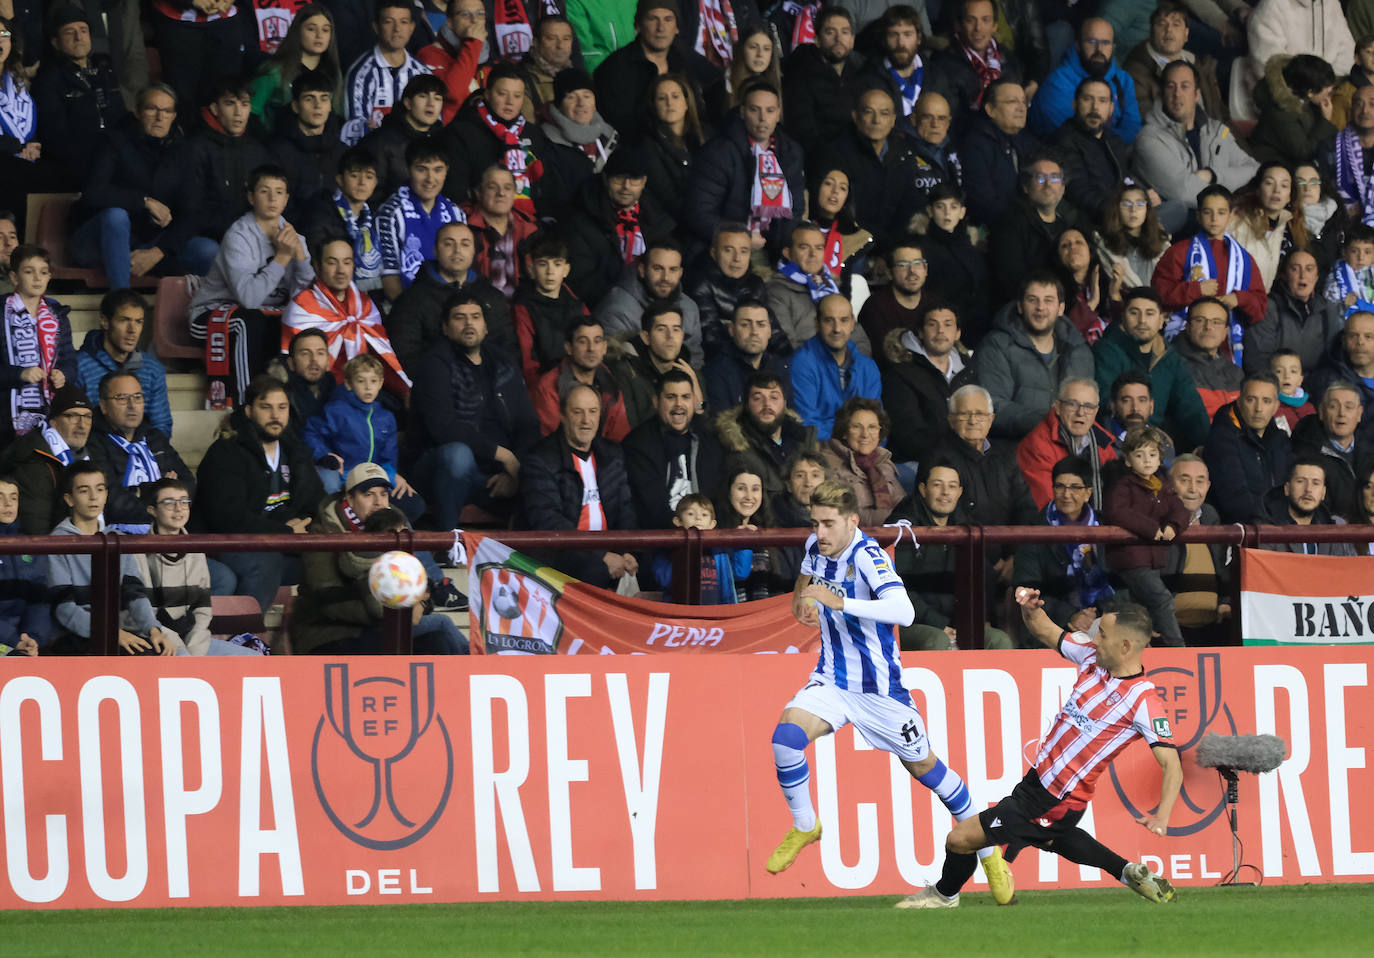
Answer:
[
  {"left": 0, "top": 647, "right": 1370, "bottom": 909},
  {"left": 465, "top": 532, "right": 820, "bottom": 654}
]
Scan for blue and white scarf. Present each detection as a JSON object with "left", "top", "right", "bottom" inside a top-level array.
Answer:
[
  {"left": 1166, "top": 233, "right": 1251, "bottom": 367},
  {"left": 106, "top": 433, "right": 161, "bottom": 487},
  {"left": 41, "top": 424, "right": 76, "bottom": 465},
  {"left": 377, "top": 186, "right": 465, "bottom": 285},
  {"left": 1045, "top": 501, "right": 1114, "bottom": 609},
  {"left": 1328, "top": 260, "right": 1374, "bottom": 318},
  {"left": 775, "top": 258, "right": 839, "bottom": 303},
  {"left": 333, "top": 189, "right": 382, "bottom": 284},
  {"left": 0, "top": 73, "right": 36, "bottom": 146},
  {"left": 886, "top": 56, "right": 923, "bottom": 116},
  {"left": 1333, "top": 126, "right": 1374, "bottom": 226}
]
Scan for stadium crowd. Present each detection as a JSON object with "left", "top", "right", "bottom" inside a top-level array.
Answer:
[{"left": 3, "top": 0, "right": 1374, "bottom": 655}]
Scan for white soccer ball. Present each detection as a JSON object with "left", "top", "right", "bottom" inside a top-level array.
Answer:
[{"left": 368, "top": 551, "right": 428, "bottom": 609}]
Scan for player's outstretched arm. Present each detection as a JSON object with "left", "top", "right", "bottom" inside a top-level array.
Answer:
[
  {"left": 1014, "top": 587, "right": 1063, "bottom": 649},
  {"left": 1136, "top": 744, "right": 1183, "bottom": 836}
]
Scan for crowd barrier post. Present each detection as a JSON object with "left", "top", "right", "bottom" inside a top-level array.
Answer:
[{"left": 954, "top": 524, "right": 985, "bottom": 650}]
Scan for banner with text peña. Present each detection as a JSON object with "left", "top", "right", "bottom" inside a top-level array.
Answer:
[
  {"left": 465, "top": 533, "right": 819, "bottom": 655},
  {"left": 1241, "top": 548, "right": 1374, "bottom": 645},
  {"left": 0, "top": 648, "right": 1370, "bottom": 909}
]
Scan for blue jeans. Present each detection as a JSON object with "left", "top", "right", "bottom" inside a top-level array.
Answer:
[
  {"left": 214, "top": 551, "right": 302, "bottom": 613},
  {"left": 71, "top": 208, "right": 219, "bottom": 289},
  {"left": 206, "top": 557, "right": 238, "bottom": 596},
  {"left": 318, "top": 467, "right": 345, "bottom": 494},
  {"left": 416, "top": 441, "right": 492, "bottom": 530}
]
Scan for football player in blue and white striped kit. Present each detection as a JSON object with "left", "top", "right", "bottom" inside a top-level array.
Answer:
[{"left": 766, "top": 480, "right": 1014, "bottom": 905}]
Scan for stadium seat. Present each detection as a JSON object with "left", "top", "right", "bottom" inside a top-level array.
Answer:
[
  {"left": 152, "top": 275, "right": 204, "bottom": 361},
  {"left": 210, "top": 594, "right": 266, "bottom": 638},
  {"left": 33, "top": 194, "right": 158, "bottom": 289}
]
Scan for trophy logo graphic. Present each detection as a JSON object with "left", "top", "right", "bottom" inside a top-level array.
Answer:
[
  {"left": 1109, "top": 652, "right": 1238, "bottom": 836},
  {"left": 312, "top": 662, "right": 454, "bottom": 849}
]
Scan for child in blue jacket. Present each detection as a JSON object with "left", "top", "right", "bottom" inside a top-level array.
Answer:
[
  {"left": 304, "top": 353, "right": 425, "bottom": 522},
  {"left": 652, "top": 494, "right": 753, "bottom": 604}
]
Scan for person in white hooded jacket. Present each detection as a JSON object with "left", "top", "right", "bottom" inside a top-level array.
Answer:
[{"left": 1230, "top": 0, "right": 1354, "bottom": 123}]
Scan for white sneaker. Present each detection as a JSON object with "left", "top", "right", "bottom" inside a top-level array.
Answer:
[
  {"left": 1123, "top": 862, "right": 1178, "bottom": 903},
  {"left": 894, "top": 886, "right": 960, "bottom": 909}
]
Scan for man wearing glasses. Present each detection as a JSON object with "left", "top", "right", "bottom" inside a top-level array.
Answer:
[
  {"left": 917, "top": 382, "right": 1033, "bottom": 530},
  {"left": 86, "top": 370, "right": 193, "bottom": 527},
  {"left": 858, "top": 239, "right": 928, "bottom": 345},
  {"left": 69, "top": 84, "right": 219, "bottom": 289},
  {"left": 1028, "top": 18, "right": 1142, "bottom": 143},
  {"left": 0, "top": 385, "right": 95, "bottom": 534},
  {"left": 75, "top": 289, "right": 173, "bottom": 437},
  {"left": 908, "top": 92, "right": 962, "bottom": 208},
  {"left": 925, "top": 383, "right": 1037, "bottom": 583},
  {"left": 419, "top": 0, "right": 492, "bottom": 124},
  {"left": 1169, "top": 297, "right": 1245, "bottom": 418},
  {"left": 989, "top": 154, "right": 1080, "bottom": 303},
  {"left": 1017, "top": 378, "right": 1118, "bottom": 509}
]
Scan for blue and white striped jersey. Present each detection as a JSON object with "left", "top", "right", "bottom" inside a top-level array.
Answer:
[{"left": 800, "top": 529, "right": 907, "bottom": 701}]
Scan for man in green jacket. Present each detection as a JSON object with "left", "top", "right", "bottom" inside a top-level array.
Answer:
[{"left": 1092, "top": 287, "right": 1210, "bottom": 450}]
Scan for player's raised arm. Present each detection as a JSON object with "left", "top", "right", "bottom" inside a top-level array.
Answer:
[
  {"left": 1014, "top": 587, "right": 1064, "bottom": 649},
  {"left": 1137, "top": 744, "right": 1183, "bottom": 836}
]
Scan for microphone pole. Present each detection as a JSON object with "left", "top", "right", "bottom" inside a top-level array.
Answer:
[{"left": 1218, "top": 767, "right": 1255, "bottom": 887}]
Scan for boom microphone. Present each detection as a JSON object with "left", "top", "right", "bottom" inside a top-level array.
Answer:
[{"left": 1195, "top": 734, "right": 1287, "bottom": 774}]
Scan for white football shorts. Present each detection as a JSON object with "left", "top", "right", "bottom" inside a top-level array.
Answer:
[{"left": 786, "top": 679, "right": 930, "bottom": 763}]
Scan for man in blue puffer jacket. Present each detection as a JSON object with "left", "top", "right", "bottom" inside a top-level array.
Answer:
[
  {"left": 789, "top": 294, "right": 881, "bottom": 441},
  {"left": 1028, "top": 18, "right": 1143, "bottom": 143},
  {"left": 75, "top": 290, "right": 173, "bottom": 438}
]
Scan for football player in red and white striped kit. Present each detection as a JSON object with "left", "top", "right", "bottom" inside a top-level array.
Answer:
[{"left": 896, "top": 589, "right": 1183, "bottom": 908}]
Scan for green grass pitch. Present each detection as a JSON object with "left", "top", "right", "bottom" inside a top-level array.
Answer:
[{"left": 7, "top": 885, "right": 1372, "bottom": 956}]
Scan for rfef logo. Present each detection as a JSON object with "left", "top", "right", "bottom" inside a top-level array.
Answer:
[
  {"left": 311, "top": 663, "right": 453, "bottom": 850},
  {"left": 1109, "top": 652, "right": 1237, "bottom": 836}
]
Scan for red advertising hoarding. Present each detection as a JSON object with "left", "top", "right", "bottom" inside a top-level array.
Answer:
[{"left": 1, "top": 647, "right": 1369, "bottom": 908}]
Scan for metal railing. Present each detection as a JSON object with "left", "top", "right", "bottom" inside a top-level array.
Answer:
[{"left": 4, "top": 523, "right": 1373, "bottom": 653}]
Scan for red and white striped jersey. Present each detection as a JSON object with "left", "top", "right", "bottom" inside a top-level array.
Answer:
[{"left": 1034, "top": 631, "right": 1175, "bottom": 808}]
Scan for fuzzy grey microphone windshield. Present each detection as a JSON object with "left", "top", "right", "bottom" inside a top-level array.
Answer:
[{"left": 1195, "top": 734, "right": 1287, "bottom": 774}]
